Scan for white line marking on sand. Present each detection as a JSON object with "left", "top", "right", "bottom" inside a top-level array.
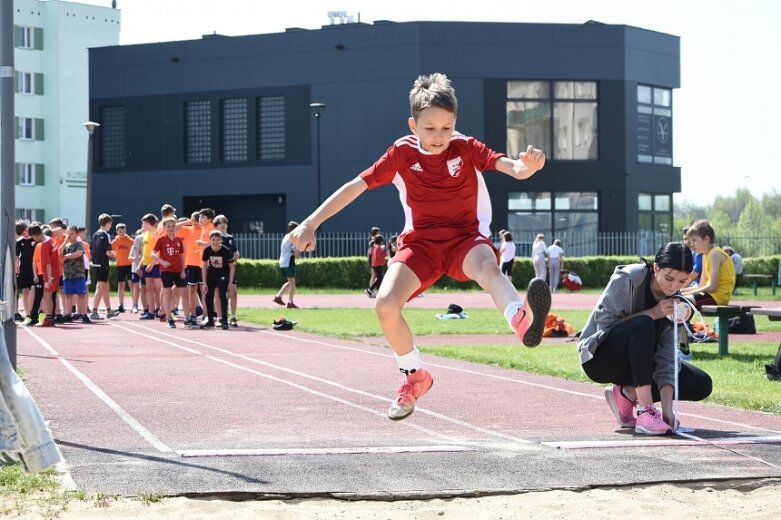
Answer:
[
  {"left": 177, "top": 445, "right": 475, "bottom": 458},
  {"left": 544, "top": 435, "right": 781, "bottom": 449}
]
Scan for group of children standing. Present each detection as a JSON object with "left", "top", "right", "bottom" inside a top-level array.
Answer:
[{"left": 15, "top": 204, "right": 240, "bottom": 330}]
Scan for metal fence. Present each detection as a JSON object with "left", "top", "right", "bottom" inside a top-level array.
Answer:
[{"left": 234, "top": 231, "right": 781, "bottom": 260}]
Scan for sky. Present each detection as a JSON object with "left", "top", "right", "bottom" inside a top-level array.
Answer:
[{"left": 76, "top": 0, "right": 781, "bottom": 206}]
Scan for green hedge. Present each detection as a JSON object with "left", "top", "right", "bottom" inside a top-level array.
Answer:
[{"left": 91, "top": 255, "right": 781, "bottom": 291}]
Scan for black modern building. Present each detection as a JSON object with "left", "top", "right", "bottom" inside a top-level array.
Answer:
[{"left": 88, "top": 20, "right": 679, "bottom": 250}]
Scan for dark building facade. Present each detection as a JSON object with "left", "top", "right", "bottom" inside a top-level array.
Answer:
[{"left": 88, "top": 20, "right": 679, "bottom": 251}]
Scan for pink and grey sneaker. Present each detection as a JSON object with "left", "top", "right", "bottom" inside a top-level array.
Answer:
[
  {"left": 635, "top": 405, "right": 672, "bottom": 435},
  {"left": 387, "top": 368, "right": 434, "bottom": 421},
  {"left": 605, "top": 385, "right": 636, "bottom": 428},
  {"left": 511, "top": 278, "right": 552, "bottom": 347}
]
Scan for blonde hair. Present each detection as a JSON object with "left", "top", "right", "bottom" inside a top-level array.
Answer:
[
  {"left": 534, "top": 234, "right": 545, "bottom": 242},
  {"left": 409, "top": 73, "right": 457, "bottom": 120}
]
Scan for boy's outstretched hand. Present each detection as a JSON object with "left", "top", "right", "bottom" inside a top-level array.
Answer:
[
  {"left": 289, "top": 222, "right": 316, "bottom": 252},
  {"left": 519, "top": 144, "right": 545, "bottom": 173}
]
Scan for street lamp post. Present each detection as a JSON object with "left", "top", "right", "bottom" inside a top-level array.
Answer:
[
  {"left": 83, "top": 121, "right": 100, "bottom": 228},
  {"left": 309, "top": 103, "right": 326, "bottom": 207}
]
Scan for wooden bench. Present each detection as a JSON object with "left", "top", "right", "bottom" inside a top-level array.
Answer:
[
  {"left": 743, "top": 274, "right": 774, "bottom": 296},
  {"left": 700, "top": 305, "right": 759, "bottom": 356},
  {"left": 750, "top": 307, "right": 781, "bottom": 322}
]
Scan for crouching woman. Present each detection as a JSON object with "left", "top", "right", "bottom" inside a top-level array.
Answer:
[{"left": 577, "top": 242, "right": 712, "bottom": 435}]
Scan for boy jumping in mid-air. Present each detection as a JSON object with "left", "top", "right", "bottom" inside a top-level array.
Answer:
[{"left": 289, "top": 73, "right": 551, "bottom": 421}]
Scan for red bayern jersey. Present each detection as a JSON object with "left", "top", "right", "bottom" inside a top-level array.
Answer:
[
  {"left": 153, "top": 235, "right": 185, "bottom": 273},
  {"left": 359, "top": 133, "right": 504, "bottom": 240}
]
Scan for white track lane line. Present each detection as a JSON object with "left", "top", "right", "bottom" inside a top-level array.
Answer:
[
  {"left": 22, "top": 327, "right": 173, "bottom": 453},
  {"left": 112, "top": 322, "right": 535, "bottom": 446},
  {"left": 259, "top": 330, "right": 781, "bottom": 435}
]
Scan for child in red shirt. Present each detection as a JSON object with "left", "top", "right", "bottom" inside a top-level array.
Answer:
[
  {"left": 290, "top": 73, "right": 551, "bottom": 420},
  {"left": 366, "top": 235, "right": 387, "bottom": 298},
  {"left": 152, "top": 217, "right": 192, "bottom": 328}
]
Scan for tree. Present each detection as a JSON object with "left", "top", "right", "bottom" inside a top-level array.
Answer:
[
  {"left": 761, "top": 189, "right": 781, "bottom": 220},
  {"left": 735, "top": 198, "right": 775, "bottom": 256}
]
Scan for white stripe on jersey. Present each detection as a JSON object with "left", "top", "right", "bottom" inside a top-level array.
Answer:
[
  {"left": 475, "top": 170, "right": 492, "bottom": 238},
  {"left": 392, "top": 173, "right": 414, "bottom": 234}
]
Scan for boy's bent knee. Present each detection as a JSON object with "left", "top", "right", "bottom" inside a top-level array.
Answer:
[{"left": 374, "top": 294, "right": 404, "bottom": 319}]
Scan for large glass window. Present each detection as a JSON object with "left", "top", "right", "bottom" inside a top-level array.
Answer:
[
  {"left": 507, "top": 81, "right": 597, "bottom": 161},
  {"left": 185, "top": 100, "right": 211, "bottom": 163},
  {"left": 637, "top": 85, "right": 673, "bottom": 165},
  {"left": 220, "top": 98, "right": 248, "bottom": 162},
  {"left": 258, "top": 95, "right": 286, "bottom": 161},
  {"left": 507, "top": 191, "right": 599, "bottom": 255},
  {"left": 638, "top": 193, "right": 672, "bottom": 234},
  {"left": 99, "top": 106, "right": 126, "bottom": 168}
]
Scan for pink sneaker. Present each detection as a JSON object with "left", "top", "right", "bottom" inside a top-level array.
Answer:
[
  {"left": 605, "top": 385, "right": 636, "bottom": 428},
  {"left": 272, "top": 296, "right": 285, "bottom": 306},
  {"left": 635, "top": 405, "right": 672, "bottom": 435},
  {"left": 511, "top": 278, "right": 552, "bottom": 347},
  {"left": 387, "top": 368, "right": 434, "bottom": 421}
]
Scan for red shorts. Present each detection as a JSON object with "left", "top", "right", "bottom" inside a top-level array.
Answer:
[
  {"left": 44, "top": 277, "right": 60, "bottom": 294},
  {"left": 393, "top": 230, "right": 497, "bottom": 299}
]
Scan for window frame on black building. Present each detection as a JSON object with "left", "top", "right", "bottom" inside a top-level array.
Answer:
[
  {"left": 636, "top": 85, "right": 673, "bottom": 165},
  {"left": 506, "top": 80, "right": 598, "bottom": 161},
  {"left": 98, "top": 105, "right": 126, "bottom": 168},
  {"left": 257, "top": 95, "right": 286, "bottom": 161},
  {"left": 638, "top": 193, "right": 672, "bottom": 235},
  {"left": 506, "top": 191, "right": 599, "bottom": 255},
  {"left": 185, "top": 99, "right": 213, "bottom": 164},
  {"left": 220, "top": 97, "right": 249, "bottom": 162}
]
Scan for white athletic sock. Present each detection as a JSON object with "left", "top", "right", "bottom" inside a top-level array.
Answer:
[
  {"left": 394, "top": 347, "right": 422, "bottom": 375},
  {"left": 503, "top": 301, "right": 523, "bottom": 328}
]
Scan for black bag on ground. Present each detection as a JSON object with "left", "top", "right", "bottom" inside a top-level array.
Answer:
[
  {"left": 447, "top": 303, "right": 464, "bottom": 315},
  {"left": 272, "top": 317, "right": 296, "bottom": 331},
  {"left": 727, "top": 313, "right": 756, "bottom": 334},
  {"left": 766, "top": 343, "right": 781, "bottom": 381}
]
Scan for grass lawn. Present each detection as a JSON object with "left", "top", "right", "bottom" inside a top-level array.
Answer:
[{"left": 241, "top": 306, "right": 781, "bottom": 414}]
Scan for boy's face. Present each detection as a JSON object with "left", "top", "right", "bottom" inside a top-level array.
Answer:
[
  {"left": 164, "top": 222, "right": 176, "bottom": 235},
  {"left": 67, "top": 229, "right": 78, "bottom": 241},
  {"left": 78, "top": 231, "right": 87, "bottom": 240},
  {"left": 216, "top": 222, "right": 227, "bottom": 233},
  {"left": 117, "top": 227, "right": 127, "bottom": 236},
  {"left": 409, "top": 106, "right": 456, "bottom": 155},
  {"left": 31, "top": 233, "right": 43, "bottom": 243},
  {"left": 210, "top": 235, "right": 222, "bottom": 249},
  {"left": 687, "top": 233, "right": 710, "bottom": 254}
]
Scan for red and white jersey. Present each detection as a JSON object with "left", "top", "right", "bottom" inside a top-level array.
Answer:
[
  {"left": 360, "top": 133, "right": 504, "bottom": 240},
  {"left": 153, "top": 235, "right": 185, "bottom": 273}
]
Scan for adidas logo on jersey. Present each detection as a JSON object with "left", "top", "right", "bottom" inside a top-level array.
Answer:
[{"left": 410, "top": 162, "right": 423, "bottom": 172}]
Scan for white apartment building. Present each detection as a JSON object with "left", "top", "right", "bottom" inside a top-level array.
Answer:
[{"left": 12, "top": 0, "right": 119, "bottom": 227}]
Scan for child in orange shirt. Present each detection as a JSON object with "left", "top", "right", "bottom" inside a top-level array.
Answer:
[{"left": 112, "top": 223, "right": 134, "bottom": 313}]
